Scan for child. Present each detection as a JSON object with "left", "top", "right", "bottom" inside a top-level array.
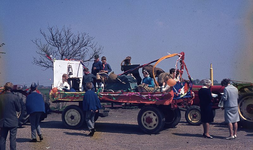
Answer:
[
  {"left": 82, "top": 68, "right": 96, "bottom": 92},
  {"left": 83, "top": 82, "right": 101, "bottom": 136}
]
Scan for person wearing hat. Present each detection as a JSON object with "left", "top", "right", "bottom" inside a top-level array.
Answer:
[
  {"left": 26, "top": 83, "right": 45, "bottom": 142},
  {"left": 0, "top": 82, "right": 21, "bottom": 150},
  {"left": 198, "top": 79, "right": 214, "bottom": 139},
  {"left": 91, "top": 54, "right": 102, "bottom": 76},
  {"left": 91, "top": 55, "right": 102, "bottom": 90}
]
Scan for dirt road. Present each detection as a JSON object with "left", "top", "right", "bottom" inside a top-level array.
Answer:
[{"left": 6, "top": 108, "right": 253, "bottom": 150}]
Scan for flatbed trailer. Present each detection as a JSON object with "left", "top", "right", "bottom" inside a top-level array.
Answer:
[
  {"left": 50, "top": 89, "right": 193, "bottom": 134},
  {"left": 49, "top": 52, "right": 194, "bottom": 134}
]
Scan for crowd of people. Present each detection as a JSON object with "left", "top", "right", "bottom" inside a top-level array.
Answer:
[
  {"left": 55, "top": 54, "right": 182, "bottom": 94},
  {"left": 0, "top": 82, "right": 45, "bottom": 150}
]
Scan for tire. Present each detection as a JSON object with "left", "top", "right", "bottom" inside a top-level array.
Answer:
[
  {"left": 185, "top": 105, "right": 201, "bottom": 125},
  {"left": 238, "top": 93, "right": 253, "bottom": 128},
  {"left": 137, "top": 106, "right": 165, "bottom": 134},
  {"left": 163, "top": 107, "right": 181, "bottom": 128},
  {"left": 62, "top": 105, "right": 85, "bottom": 129}
]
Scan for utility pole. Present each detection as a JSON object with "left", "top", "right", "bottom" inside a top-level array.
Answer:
[{"left": 210, "top": 63, "right": 213, "bottom": 86}]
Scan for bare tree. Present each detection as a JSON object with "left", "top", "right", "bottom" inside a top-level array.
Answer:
[{"left": 32, "top": 26, "right": 103, "bottom": 69}]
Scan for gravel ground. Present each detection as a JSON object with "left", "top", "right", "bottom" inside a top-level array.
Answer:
[{"left": 3, "top": 108, "right": 253, "bottom": 150}]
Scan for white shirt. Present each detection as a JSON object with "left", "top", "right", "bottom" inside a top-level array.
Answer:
[{"left": 57, "top": 81, "right": 70, "bottom": 91}]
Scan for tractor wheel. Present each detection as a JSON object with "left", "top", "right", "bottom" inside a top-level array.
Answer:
[
  {"left": 238, "top": 93, "right": 253, "bottom": 128},
  {"left": 185, "top": 105, "right": 201, "bottom": 125},
  {"left": 162, "top": 107, "right": 181, "bottom": 128},
  {"left": 62, "top": 105, "right": 84, "bottom": 129},
  {"left": 137, "top": 106, "right": 165, "bottom": 134}
]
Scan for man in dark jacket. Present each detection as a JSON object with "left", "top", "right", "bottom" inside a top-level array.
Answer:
[
  {"left": 82, "top": 67, "right": 96, "bottom": 92},
  {"left": 0, "top": 82, "right": 21, "bottom": 150},
  {"left": 91, "top": 54, "right": 102, "bottom": 90},
  {"left": 91, "top": 54, "right": 102, "bottom": 76},
  {"left": 26, "top": 83, "right": 45, "bottom": 142}
]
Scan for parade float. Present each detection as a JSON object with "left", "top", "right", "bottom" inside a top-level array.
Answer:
[
  {"left": 49, "top": 52, "right": 253, "bottom": 133},
  {"left": 49, "top": 52, "right": 195, "bottom": 134}
]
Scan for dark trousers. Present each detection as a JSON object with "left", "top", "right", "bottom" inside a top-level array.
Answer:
[
  {"left": 85, "top": 111, "right": 95, "bottom": 130},
  {"left": 0, "top": 127, "right": 17, "bottom": 150},
  {"left": 29, "top": 112, "right": 42, "bottom": 139}
]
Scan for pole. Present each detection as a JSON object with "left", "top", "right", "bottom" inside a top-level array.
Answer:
[{"left": 210, "top": 63, "right": 213, "bottom": 86}]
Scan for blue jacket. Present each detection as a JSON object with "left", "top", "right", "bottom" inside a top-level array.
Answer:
[
  {"left": 142, "top": 76, "right": 155, "bottom": 87},
  {"left": 83, "top": 90, "right": 101, "bottom": 111},
  {"left": 92, "top": 61, "right": 102, "bottom": 75},
  {"left": 26, "top": 92, "right": 45, "bottom": 114},
  {"left": 101, "top": 63, "right": 112, "bottom": 73}
]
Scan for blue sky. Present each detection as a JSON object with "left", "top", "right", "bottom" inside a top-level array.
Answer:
[{"left": 0, "top": 0, "right": 253, "bottom": 86}]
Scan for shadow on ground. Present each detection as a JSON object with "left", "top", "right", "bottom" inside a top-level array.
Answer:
[{"left": 16, "top": 138, "right": 31, "bottom": 143}]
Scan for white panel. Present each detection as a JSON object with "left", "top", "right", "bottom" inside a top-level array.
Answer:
[{"left": 53, "top": 60, "right": 83, "bottom": 90}]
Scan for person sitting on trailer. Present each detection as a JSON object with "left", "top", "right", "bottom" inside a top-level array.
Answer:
[
  {"left": 158, "top": 68, "right": 179, "bottom": 92},
  {"left": 97, "top": 56, "right": 112, "bottom": 88},
  {"left": 99, "top": 56, "right": 112, "bottom": 75},
  {"left": 169, "top": 68, "right": 180, "bottom": 82},
  {"left": 57, "top": 74, "right": 75, "bottom": 92},
  {"left": 138, "top": 70, "right": 158, "bottom": 92}
]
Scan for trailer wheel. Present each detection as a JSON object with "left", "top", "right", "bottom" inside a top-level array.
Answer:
[
  {"left": 164, "top": 107, "right": 181, "bottom": 128},
  {"left": 185, "top": 105, "right": 201, "bottom": 125},
  {"left": 137, "top": 106, "right": 165, "bottom": 134},
  {"left": 62, "top": 105, "right": 84, "bottom": 129},
  {"left": 238, "top": 93, "right": 253, "bottom": 128}
]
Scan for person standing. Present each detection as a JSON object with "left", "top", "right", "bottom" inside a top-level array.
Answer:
[
  {"left": 83, "top": 82, "right": 101, "bottom": 136},
  {"left": 26, "top": 83, "right": 45, "bottom": 142},
  {"left": 0, "top": 82, "right": 21, "bottom": 150},
  {"left": 198, "top": 79, "right": 214, "bottom": 139},
  {"left": 91, "top": 54, "right": 102, "bottom": 76},
  {"left": 91, "top": 55, "right": 102, "bottom": 90},
  {"left": 82, "top": 67, "right": 96, "bottom": 92},
  {"left": 221, "top": 78, "right": 240, "bottom": 140}
]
